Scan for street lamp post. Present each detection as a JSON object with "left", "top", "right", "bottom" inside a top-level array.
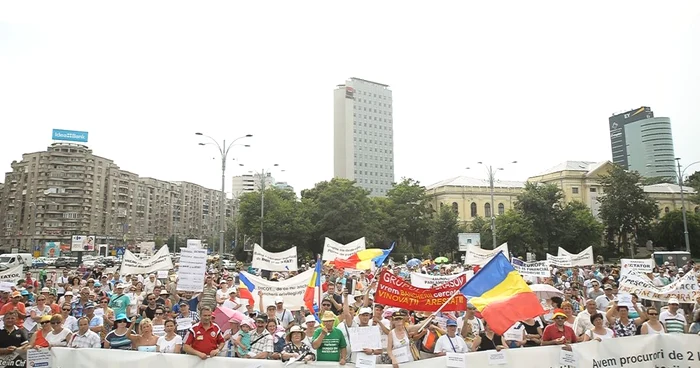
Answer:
[
  {"left": 196, "top": 133, "right": 252, "bottom": 256},
  {"left": 466, "top": 161, "right": 517, "bottom": 249},
  {"left": 675, "top": 158, "right": 700, "bottom": 253},
  {"left": 254, "top": 164, "right": 281, "bottom": 248}
]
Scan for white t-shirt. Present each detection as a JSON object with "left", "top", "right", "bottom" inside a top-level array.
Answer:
[
  {"left": 216, "top": 289, "right": 230, "bottom": 303},
  {"left": 157, "top": 335, "right": 183, "bottom": 353},
  {"left": 143, "top": 278, "right": 161, "bottom": 294},
  {"left": 276, "top": 309, "right": 295, "bottom": 329},
  {"left": 586, "top": 328, "right": 615, "bottom": 340},
  {"left": 46, "top": 328, "right": 72, "bottom": 347},
  {"left": 57, "top": 276, "right": 70, "bottom": 294},
  {"left": 456, "top": 316, "right": 483, "bottom": 336},
  {"left": 223, "top": 298, "right": 241, "bottom": 311},
  {"left": 64, "top": 315, "right": 79, "bottom": 332},
  {"left": 434, "top": 334, "right": 469, "bottom": 353}
]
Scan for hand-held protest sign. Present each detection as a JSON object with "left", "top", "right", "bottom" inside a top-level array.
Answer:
[
  {"left": 557, "top": 246, "right": 594, "bottom": 266},
  {"left": 546, "top": 253, "right": 572, "bottom": 267},
  {"left": 464, "top": 243, "right": 509, "bottom": 266},
  {"left": 374, "top": 270, "right": 467, "bottom": 311},
  {"left": 120, "top": 245, "right": 173, "bottom": 275},
  {"left": 251, "top": 244, "right": 298, "bottom": 271},
  {"left": 0, "top": 264, "right": 23, "bottom": 282},
  {"left": 409, "top": 272, "right": 472, "bottom": 288},
  {"left": 322, "top": 237, "right": 366, "bottom": 261},
  {"left": 620, "top": 258, "right": 655, "bottom": 274},
  {"left": 511, "top": 259, "right": 551, "bottom": 277},
  {"left": 177, "top": 247, "right": 208, "bottom": 292}
]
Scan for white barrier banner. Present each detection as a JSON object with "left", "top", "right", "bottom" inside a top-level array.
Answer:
[
  {"left": 120, "top": 245, "right": 173, "bottom": 275},
  {"left": 464, "top": 243, "right": 509, "bottom": 265},
  {"left": 177, "top": 247, "right": 208, "bottom": 292},
  {"left": 557, "top": 245, "right": 594, "bottom": 266},
  {"left": 618, "top": 269, "right": 699, "bottom": 303},
  {"left": 322, "top": 237, "right": 366, "bottom": 261},
  {"left": 511, "top": 259, "right": 551, "bottom": 277},
  {"left": 621, "top": 258, "right": 655, "bottom": 274},
  {"left": 239, "top": 268, "right": 314, "bottom": 310},
  {"left": 409, "top": 271, "right": 472, "bottom": 288},
  {"left": 546, "top": 253, "right": 573, "bottom": 267},
  {"left": 0, "top": 264, "right": 23, "bottom": 282},
  {"left": 49, "top": 335, "right": 700, "bottom": 368},
  {"left": 251, "top": 244, "right": 298, "bottom": 271}
]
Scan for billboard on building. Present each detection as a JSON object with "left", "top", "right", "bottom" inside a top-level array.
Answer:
[
  {"left": 44, "top": 242, "right": 61, "bottom": 258},
  {"left": 608, "top": 107, "right": 653, "bottom": 169},
  {"left": 345, "top": 86, "right": 355, "bottom": 100},
  {"left": 458, "top": 233, "right": 481, "bottom": 252},
  {"left": 71, "top": 235, "right": 95, "bottom": 252},
  {"left": 52, "top": 129, "right": 89, "bottom": 143}
]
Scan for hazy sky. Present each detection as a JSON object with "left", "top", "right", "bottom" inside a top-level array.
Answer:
[{"left": 1, "top": 2, "right": 699, "bottom": 196}]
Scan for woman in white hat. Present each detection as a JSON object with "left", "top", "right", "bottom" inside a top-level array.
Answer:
[{"left": 282, "top": 326, "right": 315, "bottom": 362}]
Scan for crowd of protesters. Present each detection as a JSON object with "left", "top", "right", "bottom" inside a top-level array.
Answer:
[{"left": 0, "top": 258, "right": 698, "bottom": 366}]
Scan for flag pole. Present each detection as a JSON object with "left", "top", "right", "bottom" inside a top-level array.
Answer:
[
  {"left": 417, "top": 289, "right": 462, "bottom": 333},
  {"left": 316, "top": 254, "right": 322, "bottom": 312}
]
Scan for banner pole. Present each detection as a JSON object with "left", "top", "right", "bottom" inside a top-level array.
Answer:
[{"left": 417, "top": 290, "right": 462, "bottom": 333}]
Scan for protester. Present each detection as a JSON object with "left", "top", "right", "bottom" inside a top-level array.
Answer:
[
  {"left": 27, "top": 315, "right": 52, "bottom": 348},
  {"left": 156, "top": 319, "right": 182, "bottom": 353},
  {"left": 45, "top": 314, "right": 72, "bottom": 347},
  {"left": 386, "top": 310, "right": 414, "bottom": 366},
  {"left": 282, "top": 326, "right": 315, "bottom": 362},
  {"left": 104, "top": 314, "right": 133, "bottom": 350},
  {"left": 69, "top": 316, "right": 102, "bottom": 348},
  {"left": 248, "top": 316, "right": 274, "bottom": 359},
  {"left": 582, "top": 313, "right": 615, "bottom": 341},
  {"left": 312, "top": 311, "right": 347, "bottom": 364},
  {"left": 659, "top": 298, "right": 687, "bottom": 333},
  {"left": 541, "top": 309, "right": 576, "bottom": 349},
  {"left": 434, "top": 319, "right": 469, "bottom": 354},
  {"left": 183, "top": 306, "right": 224, "bottom": 359},
  {"left": 471, "top": 320, "right": 507, "bottom": 352}
]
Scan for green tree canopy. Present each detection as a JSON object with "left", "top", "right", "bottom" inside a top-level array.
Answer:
[
  {"left": 598, "top": 165, "right": 659, "bottom": 256},
  {"left": 430, "top": 204, "right": 461, "bottom": 255},
  {"left": 383, "top": 178, "right": 432, "bottom": 252},
  {"left": 654, "top": 210, "right": 700, "bottom": 255},
  {"left": 237, "top": 187, "right": 303, "bottom": 252}
]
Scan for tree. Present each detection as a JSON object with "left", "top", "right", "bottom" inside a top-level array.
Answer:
[
  {"left": 300, "top": 178, "right": 377, "bottom": 255},
  {"left": 598, "top": 164, "right": 659, "bottom": 257},
  {"left": 383, "top": 178, "right": 432, "bottom": 252},
  {"left": 641, "top": 176, "right": 675, "bottom": 185},
  {"left": 686, "top": 171, "right": 700, "bottom": 204},
  {"left": 654, "top": 210, "right": 700, "bottom": 255},
  {"left": 430, "top": 205, "right": 461, "bottom": 255},
  {"left": 496, "top": 183, "right": 603, "bottom": 258},
  {"left": 237, "top": 187, "right": 304, "bottom": 252},
  {"left": 468, "top": 216, "right": 492, "bottom": 248}
]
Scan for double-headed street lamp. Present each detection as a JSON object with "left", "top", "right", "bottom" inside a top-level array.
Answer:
[
  {"left": 196, "top": 133, "right": 252, "bottom": 256},
  {"left": 674, "top": 158, "right": 700, "bottom": 253},
  {"left": 466, "top": 161, "right": 517, "bottom": 249}
]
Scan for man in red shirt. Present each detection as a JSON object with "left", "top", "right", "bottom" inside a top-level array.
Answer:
[
  {"left": 183, "top": 306, "right": 224, "bottom": 359},
  {"left": 541, "top": 309, "right": 576, "bottom": 351}
]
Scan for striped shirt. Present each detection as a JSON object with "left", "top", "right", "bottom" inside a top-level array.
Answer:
[
  {"left": 105, "top": 330, "right": 133, "bottom": 350},
  {"left": 659, "top": 310, "right": 686, "bottom": 333},
  {"left": 199, "top": 286, "right": 218, "bottom": 311},
  {"left": 69, "top": 330, "right": 102, "bottom": 349}
]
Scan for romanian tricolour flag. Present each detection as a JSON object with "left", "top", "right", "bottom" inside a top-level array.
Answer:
[
  {"left": 238, "top": 272, "right": 256, "bottom": 307},
  {"left": 459, "top": 252, "right": 545, "bottom": 335},
  {"left": 333, "top": 243, "right": 395, "bottom": 270},
  {"left": 303, "top": 259, "right": 322, "bottom": 318}
]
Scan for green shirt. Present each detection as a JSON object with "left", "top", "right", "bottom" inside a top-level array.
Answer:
[{"left": 312, "top": 327, "right": 347, "bottom": 362}]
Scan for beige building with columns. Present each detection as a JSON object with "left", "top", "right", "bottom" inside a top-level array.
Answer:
[{"left": 426, "top": 160, "right": 698, "bottom": 226}]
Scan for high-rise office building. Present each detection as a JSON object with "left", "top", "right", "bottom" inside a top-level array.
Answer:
[
  {"left": 608, "top": 106, "right": 676, "bottom": 179},
  {"left": 334, "top": 77, "right": 394, "bottom": 196},
  {"left": 231, "top": 172, "right": 289, "bottom": 198}
]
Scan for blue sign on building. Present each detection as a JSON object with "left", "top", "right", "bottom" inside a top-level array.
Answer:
[{"left": 52, "top": 129, "right": 89, "bottom": 143}]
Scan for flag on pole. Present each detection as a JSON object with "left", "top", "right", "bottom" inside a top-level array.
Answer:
[
  {"left": 238, "top": 272, "right": 256, "bottom": 307},
  {"left": 303, "top": 258, "right": 322, "bottom": 320}
]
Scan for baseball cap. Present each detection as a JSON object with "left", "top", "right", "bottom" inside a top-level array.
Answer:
[
  {"left": 359, "top": 307, "right": 372, "bottom": 315},
  {"left": 40, "top": 287, "right": 50, "bottom": 293},
  {"left": 64, "top": 291, "right": 73, "bottom": 296},
  {"left": 446, "top": 319, "right": 458, "bottom": 327},
  {"left": 668, "top": 297, "right": 680, "bottom": 305},
  {"left": 274, "top": 297, "right": 284, "bottom": 304},
  {"left": 84, "top": 302, "right": 95, "bottom": 309},
  {"left": 11, "top": 291, "right": 21, "bottom": 298},
  {"left": 603, "top": 284, "right": 613, "bottom": 290},
  {"left": 178, "top": 300, "right": 189, "bottom": 306},
  {"left": 115, "top": 284, "right": 125, "bottom": 289}
]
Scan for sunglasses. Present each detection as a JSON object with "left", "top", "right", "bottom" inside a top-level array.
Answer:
[
  {"left": 155, "top": 313, "right": 163, "bottom": 315},
  {"left": 41, "top": 321, "right": 50, "bottom": 325},
  {"left": 322, "top": 304, "right": 331, "bottom": 307},
  {"left": 62, "top": 309, "right": 71, "bottom": 312},
  {"left": 51, "top": 322, "right": 61, "bottom": 325},
  {"left": 148, "top": 298, "right": 156, "bottom": 301}
]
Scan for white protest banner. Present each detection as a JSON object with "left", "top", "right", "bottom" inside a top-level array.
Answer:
[
  {"left": 177, "top": 247, "right": 208, "bottom": 292},
  {"left": 409, "top": 272, "right": 472, "bottom": 288},
  {"left": 47, "top": 334, "right": 700, "bottom": 368},
  {"left": 322, "top": 237, "right": 366, "bottom": 261},
  {"left": 239, "top": 269, "right": 314, "bottom": 310},
  {"left": 0, "top": 264, "right": 23, "bottom": 282},
  {"left": 546, "top": 253, "right": 572, "bottom": 267},
  {"left": 464, "top": 243, "right": 509, "bottom": 266},
  {"left": 557, "top": 246, "right": 594, "bottom": 266},
  {"left": 119, "top": 245, "right": 173, "bottom": 275},
  {"left": 617, "top": 269, "right": 699, "bottom": 303},
  {"left": 511, "top": 259, "right": 551, "bottom": 277},
  {"left": 186, "top": 239, "right": 202, "bottom": 248},
  {"left": 620, "top": 258, "right": 655, "bottom": 274},
  {"left": 251, "top": 244, "right": 298, "bottom": 271}
]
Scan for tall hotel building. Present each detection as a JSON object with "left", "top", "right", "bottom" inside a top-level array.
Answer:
[
  {"left": 608, "top": 106, "right": 676, "bottom": 180},
  {"left": 333, "top": 78, "right": 394, "bottom": 196}
]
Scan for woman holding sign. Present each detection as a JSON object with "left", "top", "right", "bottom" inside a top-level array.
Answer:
[{"left": 386, "top": 310, "right": 418, "bottom": 368}]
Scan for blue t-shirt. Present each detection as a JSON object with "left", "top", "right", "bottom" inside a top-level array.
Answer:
[
  {"left": 109, "top": 294, "right": 129, "bottom": 317},
  {"left": 105, "top": 330, "right": 132, "bottom": 350}
]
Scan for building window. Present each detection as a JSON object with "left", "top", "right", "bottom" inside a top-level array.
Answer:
[
  {"left": 695, "top": 207, "right": 699, "bottom": 213},
  {"left": 590, "top": 187, "right": 597, "bottom": 193},
  {"left": 452, "top": 202, "right": 458, "bottom": 215},
  {"left": 485, "top": 203, "right": 492, "bottom": 218},
  {"left": 470, "top": 202, "right": 477, "bottom": 218},
  {"left": 572, "top": 187, "right": 579, "bottom": 194},
  {"left": 664, "top": 207, "right": 670, "bottom": 214},
  {"left": 498, "top": 203, "right": 505, "bottom": 215}
]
